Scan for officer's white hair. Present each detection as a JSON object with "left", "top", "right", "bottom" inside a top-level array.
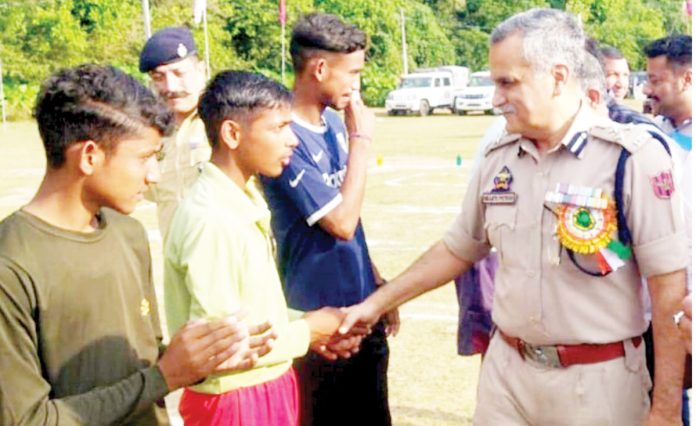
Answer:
[
  {"left": 579, "top": 51, "right": 608, "bottom": 103},
  {"left": 490, "top": 8, "right": 585, "bottom": 78}
]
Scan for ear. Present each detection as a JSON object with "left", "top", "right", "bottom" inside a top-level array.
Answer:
[
  {"left": 313, "top": 57, "right": 328, "bottom": 82},
  {"left": 586, "top": 88, "right": 602, "bottom": 108},
  {"left": 681, "top": 67, "right": 692, "bottom": 90},
  {"left": 195, "top": 58, "right": 207, "bottom": 76},
  {"left": 76, "top": 141, "right": 105, "bottom": 176},
  {"left": 551, "top": 63, "right": 571, "bottom": 96},
  {"left": 219, "top": 119, "right": 242, "bottom": 150}
]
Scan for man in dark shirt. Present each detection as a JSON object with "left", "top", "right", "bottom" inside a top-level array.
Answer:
[{"left": 261, "top": 13, "right": 394, "bottom": 426}]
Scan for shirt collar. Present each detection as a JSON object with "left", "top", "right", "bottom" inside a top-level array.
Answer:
[
  {"left": 200, "top": 162, "right": 270, "bottom": 227},
  {"left": 177, "top": 108, "right": 200, "bottom": 130},
  {"left": 559, "top": 102, "right": 610, "bottom": 158},
  {"left": 291, "top": 112, "right": 327, "bottom": 134}
]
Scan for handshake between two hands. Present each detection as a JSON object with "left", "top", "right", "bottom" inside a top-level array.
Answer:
[
  {"left": 157, "top": 302, "right": 398, "bottom": 391},
  {"left": 303, "top": 302, "right": 400, "bottom": 361},
  {"left": 222, "top": 301, "right": 400, "bottom": 364}
]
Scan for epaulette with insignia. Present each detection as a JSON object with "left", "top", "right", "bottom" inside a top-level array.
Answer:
[
  {"left": 588, "top": 124, "right": 653, "bottom": 154},
  {"left": 484, "top": 133, "right": 522, "bottom": 156}
]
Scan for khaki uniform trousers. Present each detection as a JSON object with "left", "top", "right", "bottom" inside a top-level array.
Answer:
[{"left": 473, "top": 331, "right": 652, "bottom": 425}]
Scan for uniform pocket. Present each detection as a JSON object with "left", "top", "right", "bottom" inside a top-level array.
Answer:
[{"left": 484, "top": 206, "right": 517, "bottom": 264}]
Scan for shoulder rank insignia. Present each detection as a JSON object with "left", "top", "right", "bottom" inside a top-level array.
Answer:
[
  {"left": 588, "top": 124, "right": 651, "bottom": 154},
  {"left": 482, "top": 166, "right": 517, "bottom": 204},
  {"left": 545, "top": 183, "right": 632, "bottom": 275},
  {"left": 650, "top": 171, "right": 674, "bottom": 199}
]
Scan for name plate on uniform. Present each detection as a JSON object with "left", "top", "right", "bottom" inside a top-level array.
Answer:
[{"left": 482, "top": 192, "right": 517, "bottom": 204}]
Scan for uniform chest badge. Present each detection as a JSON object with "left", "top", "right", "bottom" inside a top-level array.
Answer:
[
  {"left": 650, "top": 171, "right": 674, "bottom": 199},
  {"left": 545, "top": 183, "right": 631, "bottom": 274},
  {"left": 481, "top": 166, "right": 517, "bottom": 204}
]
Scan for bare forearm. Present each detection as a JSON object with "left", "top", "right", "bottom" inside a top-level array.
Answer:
[
  {"left": 368, "top": 240, "right": 472, "bottom": 314},
  {"left": 319, "top": 139, "right": 369, "bottom": 238},
  {"left": 648, "top": 269, "right": 687, "bottom": 420}
]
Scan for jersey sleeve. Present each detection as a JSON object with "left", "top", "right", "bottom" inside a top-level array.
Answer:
[
  {"left": 277, "top": 145, "right": 342, "bottom": 226},
  {"left": 0, "top": 259, "right": 168, "bottom": 426}
]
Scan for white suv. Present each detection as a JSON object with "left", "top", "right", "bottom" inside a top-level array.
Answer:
[
  {"left": 454, "top": 71, "right": 497, "bottom": 115},
  {"left": 385, "top": 71, "right": 458, "bottom": 116}
]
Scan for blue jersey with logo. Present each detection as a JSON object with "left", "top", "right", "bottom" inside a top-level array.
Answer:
[{"left": 261, "top": 109, "right": 376, "bottom": 311}]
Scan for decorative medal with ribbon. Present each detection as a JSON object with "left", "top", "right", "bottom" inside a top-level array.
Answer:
[{"left": 545, "top": 183, "right": 631, "bottom": 275}]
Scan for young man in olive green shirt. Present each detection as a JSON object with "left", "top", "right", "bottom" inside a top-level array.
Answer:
[{"left": 0, "top": 65, "right": 265, "bottom": 425}]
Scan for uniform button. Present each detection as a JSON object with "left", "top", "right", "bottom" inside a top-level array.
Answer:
[{"left": 526, "top": 270, "right": 535, "bottom": 277}]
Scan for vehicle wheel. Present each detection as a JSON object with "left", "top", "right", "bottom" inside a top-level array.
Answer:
[
  {"left": 418, "top": 100, "right": 430, "bottom": 117},
  {"left": 387, "top": 109, "right": 396, "bottom": 116},
  {"left": 457, "top": 110, "right": 466, "bottom": 116},
  {"left": 485, "top": 109, "right": 494, "bottom": 115}
]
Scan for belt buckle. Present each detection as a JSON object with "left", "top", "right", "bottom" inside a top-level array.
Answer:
[{"left": 522, "top": 343, "right": 562, "bottom": 368}]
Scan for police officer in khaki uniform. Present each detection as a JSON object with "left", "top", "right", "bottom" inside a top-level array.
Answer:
[
  {"left": 140, "top": 27, "right": 211, "bottom": 242},
  {"left": 340, "top": 8, "right": 688, "bottom": 425}
]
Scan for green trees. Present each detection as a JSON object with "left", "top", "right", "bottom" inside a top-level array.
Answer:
[{"left": 0, "top": 0, "right": 691, "bottom": 118}]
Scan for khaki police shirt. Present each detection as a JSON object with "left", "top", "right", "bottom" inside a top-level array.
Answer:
[
  {"left": 146, "top": 110, "right": 211, "bottom": 242},
  {"left": 444, "top": 104, "right": 688, "bottom": 345}
]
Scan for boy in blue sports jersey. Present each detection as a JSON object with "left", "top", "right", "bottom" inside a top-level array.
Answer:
[{"left": 260, "top": 12, "right": 395, "bottom": 426}]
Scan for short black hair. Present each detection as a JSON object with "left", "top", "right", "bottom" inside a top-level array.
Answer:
[
  {"left": 290, "top": 13, "right": 367, "bottom": 73},
  {"left": 599, "top": 46, "right": 625, "bottom": 61},
  {"left": 198, "top": 70, "right": 292, "bottom": 148},
  {"left": 34, "top": 64, "right": 173, "bottom": 168},
  {"left": 644, "top": 35, "right": 692, "bottom": 68}
]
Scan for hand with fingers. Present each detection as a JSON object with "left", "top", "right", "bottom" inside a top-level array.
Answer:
[
  {"left": 338, "top": 300, "right": 382, "bottom": 337},
  {"left": 157, "top": 317, "right": 252, "bottom": 391},
  {"left": 344, "top": 90, "right": 375, "bottom": 146},
  {"left": 383, "top": 307, "right": 400, "bottom": 337},
  {"left": 302, "top": 307, "right": 359, "bottom": 361},
  {"left": 312, "top": 322, "right": 372, "bottom": 360},
  {"left": 215, "top": 321, "right": 278, "bottom": 372}
]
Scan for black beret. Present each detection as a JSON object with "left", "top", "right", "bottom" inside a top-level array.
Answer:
[{"left": 139, "top": 26, "right": 198, "bottom": 73}]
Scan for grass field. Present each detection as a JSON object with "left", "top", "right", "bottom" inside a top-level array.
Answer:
[{"left": 0, "top": 110, "right": 494, "bottom": 425}]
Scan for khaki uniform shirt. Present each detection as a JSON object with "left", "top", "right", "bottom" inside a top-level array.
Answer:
[
  {"left": 444, "top": 105, "right": 688, "bottom": 345},
  {"left": 146, "top": 110, "right": 211, "bottom": 242}
]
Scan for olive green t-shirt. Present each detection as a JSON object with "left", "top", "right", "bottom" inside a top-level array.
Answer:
[{"left": 0, "top": 209, "right": 169, "bottom": 425}]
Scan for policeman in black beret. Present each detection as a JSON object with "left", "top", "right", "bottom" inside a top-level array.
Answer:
[{"left": 140, "top": 26, "right": 211, "bottom": 242}]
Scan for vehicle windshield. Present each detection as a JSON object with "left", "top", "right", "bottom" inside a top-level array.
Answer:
[
  {"left": 469, "top": 75, "right": 493, "bottom": 87},
  {"left": 400, "top": 77, "right": 432, "bottom": 88}
]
